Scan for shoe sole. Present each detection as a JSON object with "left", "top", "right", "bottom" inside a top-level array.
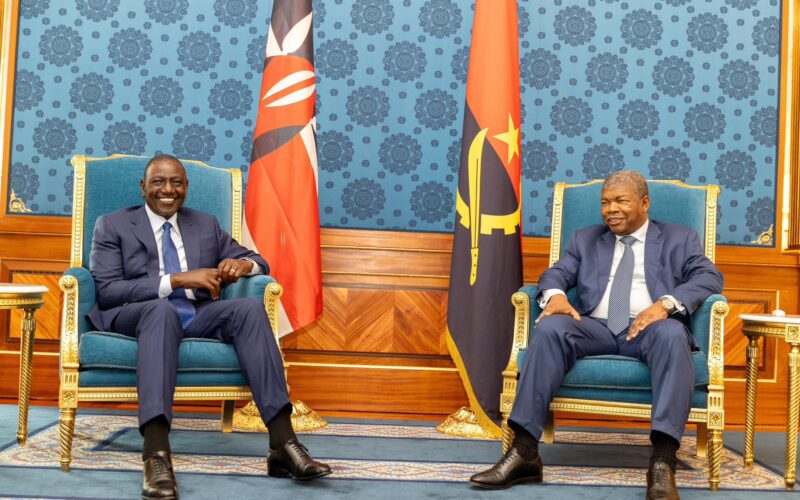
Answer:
[
  {"left": 142, "top": 494, "right": 177, "bottom": 500},
  {"left": 268, "top": 466, "right": 333, "bottom": 481},
  {"left": 469, "top": 474, "right": 543, "bottom": 490}
]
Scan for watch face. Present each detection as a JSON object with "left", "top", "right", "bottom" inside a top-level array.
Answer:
[{"left": 661, "top": 297, "right": 675, "bottom": 312}]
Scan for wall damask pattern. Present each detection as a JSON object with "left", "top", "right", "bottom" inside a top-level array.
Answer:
[{"left": 7, "top": 0, "right": 781, "bottom": 245}]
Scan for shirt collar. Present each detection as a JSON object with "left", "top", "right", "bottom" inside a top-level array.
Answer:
[
  {"left": 616, "top": 218, "right": 649, "bottom": 244},
  {"left": 144, "top": 204, "right": 179, "bottom": 235}
]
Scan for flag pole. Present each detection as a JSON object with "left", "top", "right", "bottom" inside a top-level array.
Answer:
[
  {"left": 436, "top": 0, "right": 523, "bottom": 440},
  {"left": 233, "top": 0, "right": 326, "bottom": 433}
]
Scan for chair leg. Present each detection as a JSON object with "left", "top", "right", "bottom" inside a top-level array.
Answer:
[
  {"left": 221, "top": 400, "right": 235, "bottom": 433},
  {"left": 541, "top": 410, "right": 555, "bottom": 444},
  {"left": 500, "top": 416, "right": 514, "bottom": 454},
  {"left": 708, "top": 429, "right": 723, "bottom": 491},
  {"left": 59, "top": 408, "right": 76, "bottom": 472},
  {"left": 696, "top": 422, "right": 708, "bottom": 458}
]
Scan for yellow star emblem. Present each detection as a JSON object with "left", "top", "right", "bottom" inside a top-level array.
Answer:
[{"left": 493, "top": 113, "right": 519, "bottom": 164}]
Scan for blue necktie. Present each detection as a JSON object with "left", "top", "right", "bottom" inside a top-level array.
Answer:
[
  {"left": 162, "top": 222, "right": 195, "bottom": 329},
  {"left": 607, "top": 235, "right": 636, "bottom": 335}
]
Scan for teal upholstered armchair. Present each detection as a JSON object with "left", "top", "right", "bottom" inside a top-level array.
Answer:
[
  {"left": 499, "top": 180, "right": 729, "bottom": 490},
  {"left": 58, "top": 154, "right": 282, "bottom": 471}
]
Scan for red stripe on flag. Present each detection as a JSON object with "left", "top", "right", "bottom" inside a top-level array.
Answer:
[{"left": 246, "top": 133, "right": 322, "bottom": 329}]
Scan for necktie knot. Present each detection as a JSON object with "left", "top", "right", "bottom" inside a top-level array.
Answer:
[
  {"left": 620, "top": 235, "right": 636, "bottom": 247},
  {"left": 162, "top": 221, "right": 172, "bottom": 233}
]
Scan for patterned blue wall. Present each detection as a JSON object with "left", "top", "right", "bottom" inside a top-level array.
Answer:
[{"left": 8, "top": 0, "right": 781, "bottom": 246}]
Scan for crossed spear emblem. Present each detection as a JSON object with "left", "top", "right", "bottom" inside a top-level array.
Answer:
[{"left": 455, "top": 127, "right": 521, "bottom": 286}]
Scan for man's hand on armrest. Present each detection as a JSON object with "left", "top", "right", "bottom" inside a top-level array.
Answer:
[
  {"left": 537, "top": 294, "right": 581, "bottom": 323},
  {"left": 170, "top": 269, "right": 222, "bottom": 300},
  {"left": 217, "top": 258, "right": 254, "bottom": 285}
]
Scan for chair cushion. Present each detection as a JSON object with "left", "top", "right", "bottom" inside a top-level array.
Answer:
[
  {"left": 78, "top": 370, "right": 246, "bottom": 387},
  {"left": 79, "top": 331, "right": 242, "bottom": 372},
  {"left": 555, "top": 386, "right": 708, "bottom": 408},
  {"left": 517, "top": 349, "right": 709, "bottom": 408}
]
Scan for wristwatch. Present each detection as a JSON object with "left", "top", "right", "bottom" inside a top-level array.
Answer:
[{"left": 659, "top": 296, "right": 677, "bottom": 315}]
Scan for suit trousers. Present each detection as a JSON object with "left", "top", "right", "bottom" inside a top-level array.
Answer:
[
  {"left": 112, "top": 297, "right": 290, "bottom": 429},
  {"left": 508, "top": 314, "right": 695, "bottom": 444}
]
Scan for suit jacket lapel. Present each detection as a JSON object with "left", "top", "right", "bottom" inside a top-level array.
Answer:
[
  {"left": 644, "top": 220, "right": 664, "bottom": 300},
  {"left": 130, "top": 206, "right": 160, "bottom": 277},
  {"left": 179, "top": 210, "right": 200, "bottom": 271},
  {"left": 596, "top": 229, "right": 616, "bottom": 303}
]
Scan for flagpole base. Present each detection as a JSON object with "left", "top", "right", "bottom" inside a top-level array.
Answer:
[
  {"left": 436, "top": 407, "right": 496, "bottom": 439},
  {"left": 290, "top": 400, "right": 328, "bottom": 432},
  {"left": 232, "top": 400, "right": 267, "bottom": 432},
  {"left": 233, "top": 400, "right": 327, "bottom": 432}
]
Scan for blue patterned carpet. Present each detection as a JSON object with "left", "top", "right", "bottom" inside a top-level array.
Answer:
[{"left": 0, "top": 406, "right": 797, "bottom": 499}]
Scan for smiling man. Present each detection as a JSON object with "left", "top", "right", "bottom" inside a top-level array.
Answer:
[
  {"left": 88, "top": 154, "right": 331, "bottom": 499},
  {"left": 469, "top": 171, "right": 723, "bottom": 500}
]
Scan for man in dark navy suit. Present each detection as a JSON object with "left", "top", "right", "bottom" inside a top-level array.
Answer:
[
  {"left": 470, "top": 171, "right": 723, "bottom": 499},
  {"left": 89, "top": 154, "right": 330, "bottom": 499}
]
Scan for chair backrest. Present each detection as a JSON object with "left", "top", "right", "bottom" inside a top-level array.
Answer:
[
  {"left": 69, "top": 154, "right": 242, "bottom": 269},
  {"left": 549, "top": 179, "right": 719, "bottom": 266}
]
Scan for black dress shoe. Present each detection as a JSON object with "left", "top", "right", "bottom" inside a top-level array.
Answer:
[
  {"left": 646, "top": 460, "right": 680, "bottom": 500},
  {"left": 142, "top": 451, "right": 178, "bottom": 500},
  {"left": 267, "top": 438, "right": 332, "bottom": 480},
  {"left": 469, "top": 445, "right": 543, "bottom": 490}
]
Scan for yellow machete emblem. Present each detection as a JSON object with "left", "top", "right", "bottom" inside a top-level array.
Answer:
[{"left": 456, "top": 128, "right": 521, "bottom": 286}]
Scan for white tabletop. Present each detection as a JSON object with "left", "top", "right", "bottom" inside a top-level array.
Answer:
[
  {"left": 740, "top": 313, "right": 800, "bottom": 325},
  {"left": 0, "top": 284, "right": 48, "bottom": 294}
]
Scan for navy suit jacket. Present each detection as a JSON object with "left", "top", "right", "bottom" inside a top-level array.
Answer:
[
  {"left": 87, "top": 205, "right": 269, "bottom": 331},
  {"left": 537, "top": 220, "right": 723, "bottom": 319}
]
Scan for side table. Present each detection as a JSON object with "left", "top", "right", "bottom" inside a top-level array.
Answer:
[
  {"left": 740, "top": 313, "right": 800, "bottom": 490},
  {"left": 0, "top": 284, "right": 48, "bottom": 445}
]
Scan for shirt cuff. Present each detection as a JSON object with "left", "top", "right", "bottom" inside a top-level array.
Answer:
[
  {"left": 158, "top": 275, "right": 173, "bottom": 299},
  {"left": 160, "top": 274, "right": 196, "bottom": 300},
  {"left": 538, "top": 289, "right": 566, "bottom": 309},
  {"left": 241, "top": 258, "right": 260, "bottom": 276},
  {"left": 663, "top": 294, "right": 686, "bottom": 314}
]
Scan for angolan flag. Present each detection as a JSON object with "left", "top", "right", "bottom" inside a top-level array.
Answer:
[
  {"left": 243, "top": 0, "right": 322, "bottom": 335},
  {"left": 446, "top": 0, "right": 523, "bottom": 436}
]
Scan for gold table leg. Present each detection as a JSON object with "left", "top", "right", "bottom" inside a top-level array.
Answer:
[
  {"left": 744, "top": 335, "right": 759, "bottom": 468},
  {"left": 785, "top": 343, "right": 800, "bottom": 490},
  {"left": 16, "top": 308, "right": 36, "bottom": 445}
]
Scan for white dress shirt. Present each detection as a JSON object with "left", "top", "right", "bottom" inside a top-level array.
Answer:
[
  {"left": 144, "top": 205, "right": 259, "bottom": 300},
  {"left": 540, "top": 219, "right": 684, "bottom": 318}
]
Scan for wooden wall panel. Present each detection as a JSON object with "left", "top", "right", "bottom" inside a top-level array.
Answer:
[{"left": 0, "top": 224, "right": 798, "bottom": 430}]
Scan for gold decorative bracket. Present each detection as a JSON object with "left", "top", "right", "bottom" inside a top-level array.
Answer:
[{"left": 436, "top": 407, "right": 496, "bottom": 439}]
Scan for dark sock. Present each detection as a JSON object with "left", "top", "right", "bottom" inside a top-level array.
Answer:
[
  {"left": 266, "top": 404, "right": 297, "bottom": 450},
  {"left": 141, "top": 415, "right": 170, "bottom": 460},
  {"left": 650, "top": 430, "right": 679, "bottom": 471},
  {"left": 509, "top": 421, "right": 538, "bottom": 461}
]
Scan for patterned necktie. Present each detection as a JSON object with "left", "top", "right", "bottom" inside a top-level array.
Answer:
[
  {"left": 607, "top": 235, "right": 636, "bottom": 335},
  {"left": 162, "top": 222, "right": 195, "bottom": 329}
]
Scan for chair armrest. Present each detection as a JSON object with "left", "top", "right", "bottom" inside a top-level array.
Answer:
[
  {"left": 499, "top": 285, "right": 541, "bottom": 439},
  {"left": 503, "top": 285, "right": 541, "bottom": 375},
  {"left": 690, "top": 294, "right": 727, "bottom": 356},
  {"left": 62, "top": 267, "right": 96, "bottom": 335},
  {"left": 690, "top": 294, "right": 728, "bottom": 392},
  {"left": 221, "top": 274, "right": 276, "bottom": 300},
  {"left": 524, "top": 285, "right": 544, "bottom": 325},
  {"left": 221, "top": 275, "right": 283, "bottom": 338}
]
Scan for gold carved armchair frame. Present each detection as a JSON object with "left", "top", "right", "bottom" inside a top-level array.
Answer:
[{"left": 499, "top": 179, "right": 729, "bottom": 490}]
